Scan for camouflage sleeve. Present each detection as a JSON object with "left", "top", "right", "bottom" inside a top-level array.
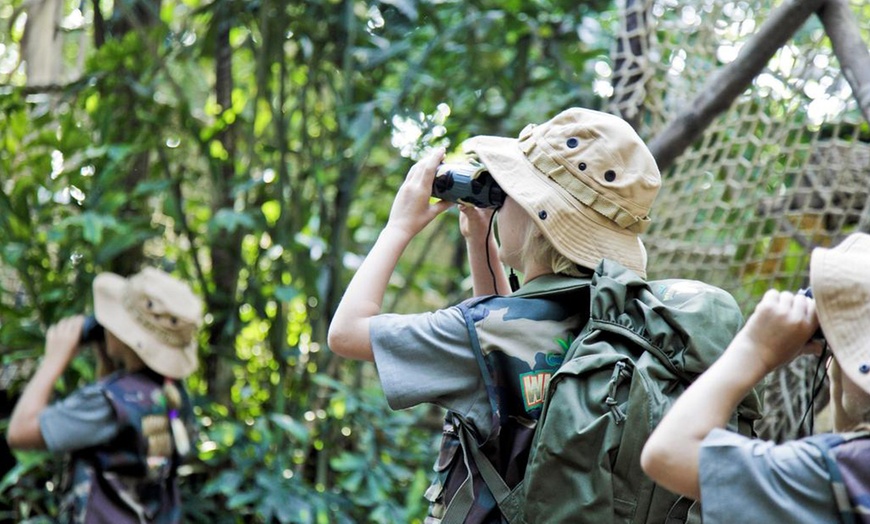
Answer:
[
  {"left": 370, "top": 307, "right": 491, "bottom": 433},
  {"left": 39, "top": 383, "right": 120, "bottom": 453},
  {"left": 699, "top": 428, "right": 838, "bottom": 522}
]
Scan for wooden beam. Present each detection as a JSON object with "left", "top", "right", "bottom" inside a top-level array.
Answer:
[
  {"left": 817, "top": 0, "right": 870, "bottom": 125},
  {"left": 647, "top": 0, "right": 827, "bottom": 172}
]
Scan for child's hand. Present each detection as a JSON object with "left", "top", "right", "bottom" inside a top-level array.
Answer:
[
  {"left": 386, "top": 148, "right": 453, "bottom": 238},
  {"left": 736, "top": 290, "right": 820, "bottom": 372},
  {"left": 44, "top": 315, "right": 86, "bottom": 368},
  {"left": 459, "top": 205, "right": 495, "bottom": 243}
]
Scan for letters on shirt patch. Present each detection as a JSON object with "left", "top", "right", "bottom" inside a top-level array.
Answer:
[
  {"left": 521, "top": 370, "right": 552, "bottom": 411},
  {"left": 520, "top": 338, "right": 572, "bottom": 412}
]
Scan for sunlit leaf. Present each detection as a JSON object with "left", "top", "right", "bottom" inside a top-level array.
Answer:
[{"left": 261, "top": 200, "right": 281, "bottom": 226}]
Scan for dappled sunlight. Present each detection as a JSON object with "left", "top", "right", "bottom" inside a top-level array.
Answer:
[
  {"left": 390, "top": 103, "right": 452, "bottom": 158},
  {"left": 1, "top": 0, "right": 867, "bottom": 520}
]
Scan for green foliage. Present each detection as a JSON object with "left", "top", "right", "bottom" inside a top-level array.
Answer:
[
  {"left": 183, "top": 380, "right": 435, "bottom": 523},
  {"left": 0, "top": 447, "right": 63, "bottom": 522},
  {"left": 0, "top": 0, "right": 612, "bottom": 520}
]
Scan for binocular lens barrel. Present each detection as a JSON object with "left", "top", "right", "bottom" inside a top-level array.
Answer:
[{"left": 431, "top": 163, "right": 506, "bottom": 209}]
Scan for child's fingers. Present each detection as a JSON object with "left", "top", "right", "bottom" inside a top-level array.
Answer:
[
  {"left": 431, "top": 200, "right": 454, "bottom": 216},
  {"left": 759, "top": 288, "right": 780, "bottom": 308},
  {"left": 412, "top": 148, "right": 445, "bottom": 183}
]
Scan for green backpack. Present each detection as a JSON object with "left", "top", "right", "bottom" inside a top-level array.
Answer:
[{"left": 442, "top": 259, "right": 762, "bottom": 523}]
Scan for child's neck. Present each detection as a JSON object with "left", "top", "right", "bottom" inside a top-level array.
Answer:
[{"left": 520, "top": 263, "right": 553, "bottom": 286}]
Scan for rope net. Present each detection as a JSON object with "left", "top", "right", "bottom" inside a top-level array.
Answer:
[{"left": 607, "top": 0, "right": 869, "bottom": 440}]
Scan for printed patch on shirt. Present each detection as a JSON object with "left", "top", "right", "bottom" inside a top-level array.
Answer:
[
  {"left": 520, "top": 370, "right": 552, "bottom": 411},
  {"left": 520, "top": 336, "right": 572, "bottom": 411}
]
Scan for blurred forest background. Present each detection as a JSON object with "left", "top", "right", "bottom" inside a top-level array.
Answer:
[{"left": 0, "top": 0, "right": 868, "bottom": 522}]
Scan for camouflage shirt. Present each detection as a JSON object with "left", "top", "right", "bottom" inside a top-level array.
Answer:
[{"left": 371, "top": 275, "right": 589, "bottom": 523}]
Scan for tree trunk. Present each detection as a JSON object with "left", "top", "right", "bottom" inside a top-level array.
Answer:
[
  {"left": 99, "top": 0, "right": 162, "bottom": 277},
  {"left": 22, "top": 0, "right": 64, "bottom": 86},
  {"left": 204, "top": 7, "right": 243, "bottom": 405}
]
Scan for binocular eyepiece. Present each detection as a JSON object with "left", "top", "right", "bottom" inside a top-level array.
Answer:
[
  {"left": 80, "top": 315, "right": 105, "bottom": 345},
  {"left": 431, "top": 162, "right": 506, "bottom": 209}
]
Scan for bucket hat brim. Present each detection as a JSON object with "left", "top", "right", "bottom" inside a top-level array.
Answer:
[
  {"left": 811, "top": 233, "right": 870, "bottom": 396},
  {"left": 465, "top": 134, "right": 649, "bottom": 278},
  {"left": 93, "top": 272, "right": 199, "bottom": 379}
]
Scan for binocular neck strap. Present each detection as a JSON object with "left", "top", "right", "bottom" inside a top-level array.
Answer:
[{"left": 509, "top": 270, "right": 520, "bottom": 292}]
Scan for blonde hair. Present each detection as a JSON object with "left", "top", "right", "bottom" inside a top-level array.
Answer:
[{"left": 521, "top": 222, "right": 590, "bottom": 277}]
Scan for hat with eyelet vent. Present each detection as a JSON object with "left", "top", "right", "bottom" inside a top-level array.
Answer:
[
  {"left": 93, "top": 267, "right": 203, "bottom": 379},
  {"left": 810, "top": 232, "right": 870, "bottom": 396},
  {"left": 463, "top": 107, "right": 661, "bottom": 277}
]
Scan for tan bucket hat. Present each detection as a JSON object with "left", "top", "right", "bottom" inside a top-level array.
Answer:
[
  {"left": 93, "top": 267, "right": 202, "bottom": 379},
  {"left": 463, "top": 107, "right": 661, "bottom": 278},
  {"left": 810, "top": 232, "right": 870, "bottom": 395}
]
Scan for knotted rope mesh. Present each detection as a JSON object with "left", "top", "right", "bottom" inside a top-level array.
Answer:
[
  {"left": 607, "top": 0, "right": 869, "bottom": 440},
  {"left": 2, "top": 0, "right": 866, "bottom": 442}
]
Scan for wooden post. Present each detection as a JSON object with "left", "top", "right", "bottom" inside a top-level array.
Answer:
[{"left": 647, "top": 0, "right": 828, "bottom": 172}]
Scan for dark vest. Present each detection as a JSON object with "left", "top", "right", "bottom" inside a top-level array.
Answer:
[
  {"left": 806, "top": 430, "right": 870, "bottom": 524},
  {"left": 61, "top": 370, "right": 191, "bottom": 524}
]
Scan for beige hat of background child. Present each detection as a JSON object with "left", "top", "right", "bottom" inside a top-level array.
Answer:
[
  {"left": 93, "top": 267, "right": 203, "bottom": 379},
  {"left": 463, "top": 107, "right": 661, "bottom": 278},
  {"left": 810, "top": 232, "right": 870, "bottom": 396}
]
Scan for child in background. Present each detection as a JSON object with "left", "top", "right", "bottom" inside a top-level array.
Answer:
[{"left": 7, "top": 267, "right": 202, "bottom": 524}]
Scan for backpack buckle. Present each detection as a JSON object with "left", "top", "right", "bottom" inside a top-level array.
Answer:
[{"left": 605, "top": 361, "right": 630, "bottom": 424}]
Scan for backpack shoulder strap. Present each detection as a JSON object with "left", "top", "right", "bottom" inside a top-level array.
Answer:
[
  {"left": 805, "top": 431, "right": 870, "bottom": 524},
  {"left": 440, "top": 422, "right": 523, "bottom": 524},
  {"left": 442, "top": 275, "right": 590, "bottom": 524},
  {"left": 664, "top": 496, "right": 699, "bottom": 524}
]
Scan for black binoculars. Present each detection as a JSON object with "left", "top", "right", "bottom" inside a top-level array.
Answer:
[
  {"left": 431, "top": 162, "right": 506, "bottom": 209},
  {"left": 80, "top": 315, "right": 105, "bottom": 345},
  {"left": 798, "top": 288, "right": 825, "bottom": 343}
]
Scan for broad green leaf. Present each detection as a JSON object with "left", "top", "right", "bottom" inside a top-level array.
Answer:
[{"left": 269, "top": 413, "right": 309, "bottom": 443}]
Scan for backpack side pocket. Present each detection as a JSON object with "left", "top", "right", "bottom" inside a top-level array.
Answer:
[{"left": 523, "top": 352, "right": 638, "bottom": 524}]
